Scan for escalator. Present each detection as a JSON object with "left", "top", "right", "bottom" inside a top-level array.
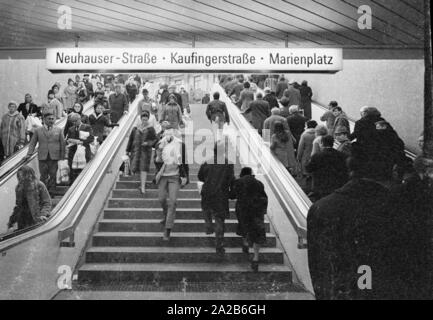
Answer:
[{"left": 0, "top": 99, "right": 95, "bottom": 239}]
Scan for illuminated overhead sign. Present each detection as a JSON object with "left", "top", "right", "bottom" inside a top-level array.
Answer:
[{"left": 46, "top": 48, "right": 343, "bottom": 73}]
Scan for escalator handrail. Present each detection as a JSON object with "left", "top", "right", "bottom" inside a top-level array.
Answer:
[
  {"left": 0, "top": 97, "right": 138, "bottom": 252},
  {"left": 0, "top": 99, "right": 95, "bottom": 185},
  {"left": 214, "top": 84, "right": 309, "bottom": 241}
]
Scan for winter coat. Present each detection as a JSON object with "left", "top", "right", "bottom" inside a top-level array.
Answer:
[
  {"left": 245, "top": 99, "right": 271, "bottom": 133},
  {"left": 89, "top": 113, "right": 117, "bottom": 143},
  {"left": 307, "top": 178, "right": 394, "bottom": 300},
  {"left": 333, "top": 114, "right": 350, "bottom": 135},
  {"left": 66, "top": 124, "right": 94, "bottom": 167},
  {"left": 320, "top": 111, "right": 336, "bottom": 134},
  {"left": 9, "top": 180, "right": 52, "bottom": 230},
  {"left": 306, "top": 148, "right": 348, "bottom": 198},
  {"left": 237, "top": 89, "right": 254, "bottom": 112},
  {"left": 350, "top": 114, "right": 385, "bottom": 145},
  {"left": 276, "top": 81, "right": 288, "bottom": 99},
  {"left": 126, "top": 126, "right": 157, "bottom": 173},
  {"left": 262, "top": 115, "right": 289, "bottom": 142},
  {"left": 108, "top": 92, "right": 129, "bottom": 124},
  {"left": 270, "top": 133, "right": 297, "bottom": 169},
  {"left": 161, "top": 102, "right": 183, "bottom": 129},
  {"left": 263, "top": 93, "right": 279, "bottom": 110},
  {"left": 206, "top": 99, "right": 230, "bottom": 124},
  {"left": 18, "top": 102, "right": 41, "bottom": 119},
  {"left": 300, "top": 85, "right": 313, "bottom": 119},
  {"left": 63, "top": 85, "right": 78, "bottom": 112},
  {"left": 287, "top": 113, "right": 308, "bottom": 146},
  {"left": 229, "top": 175, "right": 268, "bottom": 244},
  {"left": 0, "top": 112, "right": 26, "bottom": 157},
  {"left": 198, "top": 161, "right": 235, "bottom": 217},
  {"left": 283, "top": 86, "right": 301, "bottom": 107},
  {"left": 297, "top": 128, "right": 316, "bottom": 175},
  {"left": 387, "top": 175, "right": 433, "bottom": 299}
]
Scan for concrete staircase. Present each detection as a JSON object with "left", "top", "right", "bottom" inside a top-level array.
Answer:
[{"left": 74, "top": 164, "right": 298, "bottom": 295}]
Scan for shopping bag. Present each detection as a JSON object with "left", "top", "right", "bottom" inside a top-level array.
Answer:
[
  {"left": 197, "top": 181, "right": 204, "bottom": 195},
  {"left": 79, "top": 130, "right": 90, "bottom": 140},
  {"left": 121, "top": 155, "right": 131, "bottom": 177},
  {"left": 72, "top": 145, "right": 86, "bottom": 170},
  {"left": 56, "top": 160, "right": 70, "bottom": 185},
  {"left": 26, "top": 115, "right": 42, "bottom": 133}
]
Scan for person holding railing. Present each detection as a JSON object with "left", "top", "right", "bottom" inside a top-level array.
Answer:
[
  {"left": 320, "top": 101, "right": 338, "bottom": 136},
  {"left": 47, "top": 90, "right": 65, "bottom": 120},
  {"left": 89, "top": 102, "right": 119, "bottom": 145},
  {"left": 63, "top": 79, "right": 78, "bottom": 113},
  {"left": 7, "top": 165, "right": 52, "bottom": 232},
  {"left": 0, "top": 101, "right": 26, "bottom": 159}
]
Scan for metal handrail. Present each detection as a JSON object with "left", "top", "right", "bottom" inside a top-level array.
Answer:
[
  {"left": 213, "top": 84, "right": 309, "bottom": 246},
  {"left": 0, "top": 97, "right": 138, "bottom": 252}
]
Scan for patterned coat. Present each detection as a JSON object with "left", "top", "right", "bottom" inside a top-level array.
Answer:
[{"left": 0, "top": 112, "right": 26, "bottom": 157}]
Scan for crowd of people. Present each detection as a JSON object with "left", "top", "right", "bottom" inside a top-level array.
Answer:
[
  {"left": 5, "top": 74, "right": 146, "bottom": 232},
  {"left": 216, "top": 74, "right": 432, "bottom": 299}
]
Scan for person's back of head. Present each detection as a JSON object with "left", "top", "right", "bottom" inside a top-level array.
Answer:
[
  {"left": 240, "top": 167, "right": 253, "bottom": 178},
  {"left": 307, "top": 120, "right": 318, "bottom": 129},
  {"left": 302, "top": 80, "right": 308, "bottom": 86},
  {"left": 320, "top": 135, "right": 334, "bottom": 149},
  {"left": 289, "top": 105, "right": 299, "bottom": 114},
  {"left": 329, "top": 101, "right": 338, "bottom": 109},
  {"left": 280, "top": 97, "right": 290, "bottom": 107},
  {"left": 315, "top": 125, "right": 328, "bottom": 137},
  {"left": 244, "top": 82, "right": 251, "bottom": 89},
  {"left": 256, "top": 93, "right": 263, "bottom": 99},
  {"left": 271, "top": 107, "right": 280, "bottom": 116},
  {"left": 213, "top": 92, "right": 220, "bottom": 100},
  {"left": 365, "top": 107, "right": 381, "bottom": 119}
]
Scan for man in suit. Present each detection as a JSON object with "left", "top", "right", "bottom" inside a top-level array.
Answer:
[
  {"left": 283, "top": 80, "right": 302, "bottom": 107},
  {"left": 287, "top": 105, "right": 308, "bottom": 152},
  {"left": 24, "top": 113, "right": 66, "bottom": 193}
]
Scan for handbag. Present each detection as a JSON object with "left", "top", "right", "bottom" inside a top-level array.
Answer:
[
  {"left": 154, "top": 163, "right": 166, "bottom": 185},
  {"left": 72, "top": 145, "right": 87, "bottom": 169}
]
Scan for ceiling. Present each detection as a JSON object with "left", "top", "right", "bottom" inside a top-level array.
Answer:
[{"left": 0, "top": 0, "right": 426, "bottom": 48}]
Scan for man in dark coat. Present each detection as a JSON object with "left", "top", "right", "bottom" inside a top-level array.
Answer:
[
  {"left": 387, "top": 156, "right": 433, "bottom": 299},
  {"left": 300, "top": 81, "right": 313, "bottom": 119},
  {"left": 263, "top": 87, "right": 279, "bottom": 110},
  {"left": 83, "top": 74, "right": 94, "bottom": 99},
  {"left": 108, "top": 84, "right": 129, "bottom": 124},
  {"left": 283, "top": 80, "right": 302, "bottom": 107},
  {"left": 306, "top": 135, "right": 348, "bottom": 201},
  {"left": 276, "top": 76, "right": 288, "bottom": 99},
  {"left": 228, "top": 76, "right": 244, "bottom": 101},
  {"left": 18, "top": 94, "right": 41, "bottom": 119},
  {"left": 350, "top": 106, "right": 385, "bottom": 146},
  {"left": 244, "top": 93, "right": 271, "bottom": 136},
  {"left": 198, "top": 142, "right": 235, "bottom": 256},
  {"left": 307, "top": 142, "right": 396, "bottom": 300},
  {"left": 287, "top": 105, "right": 308, "bottom": 152},
  {"left": 206, "top": 92, "right": 230, "bottom": 141}
]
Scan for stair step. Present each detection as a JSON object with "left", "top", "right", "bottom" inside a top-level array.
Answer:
[
  {"left": 116, "top": 181, "right": 198, "bottom": 190},
  {"left": 85, "top": 247, "right": 283, "bottom": 264},
  {"left": 92, "top": 232, "right": 277, "bottom": 247},
  {"left": 107, "top": 198, "right": 235, "bottom": 209},
  {"left": 78, "top": 263, "right": 292, "bottom": 283},
  {"left": 112, "top": 189, "right": 199, "bottom": 198},
  {"left": 97, "top": 219, "right": 269, "bottom": 233},
  {"left": 103, "top": 208, "right": 237, "bottom": 220}
]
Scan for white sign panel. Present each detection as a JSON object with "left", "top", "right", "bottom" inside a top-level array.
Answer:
[{"left": 46, "top": 48, "right": 343, "bottom": 72}]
